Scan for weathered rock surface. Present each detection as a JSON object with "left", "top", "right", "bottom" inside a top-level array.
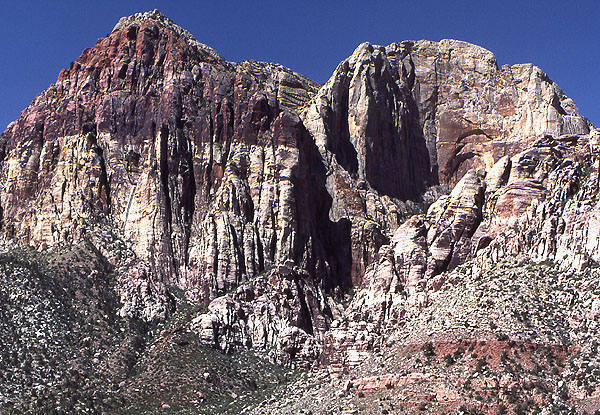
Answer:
[
  {"left": 255, "top": 257, "right": 600, "bottom": 414},
  {"left": 403, "top": 39, "right": 590, "bottom": 185},
  {"left": 2, "top": 9, "right": 600, "bottom": 413},
  {"left": 192, "top": 263, "right": 337, "bottom": 367},
  {"left": 300, "top": 39, "right": 590, "bottom": 285},
  {"left": 324, "top": 129, "right": 600, "bottom": 377},
  {"left": 0, "top": 10, "right": 348, "bottom": 306},
  {"left": 2, "top": 14, "right": 587, "bottom": 306}
]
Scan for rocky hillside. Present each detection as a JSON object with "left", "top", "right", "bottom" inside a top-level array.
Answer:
[{"left": 0, "top": 9, "right": 599, "bottom": 414}]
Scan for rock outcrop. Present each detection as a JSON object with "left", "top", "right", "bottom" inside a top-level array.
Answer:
[
  {"left": 0, "top": 10, "right": 597, "bottom": 387},
  {"left": 300, "top": 39, "right": 590, "bottom": 285},
  {"left": 192, "top": 263, "right": 337, "bottom": 367},
  {"left": 0, "top": 10, "right": 350, "bottom": 308},
  {"left": 323, "top": 128, "right": 600, "bottom": 374}
]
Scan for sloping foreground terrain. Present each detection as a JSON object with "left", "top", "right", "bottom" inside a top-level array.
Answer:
[{"left": 1, "top": 9, "right": 599, "bottom": 414}]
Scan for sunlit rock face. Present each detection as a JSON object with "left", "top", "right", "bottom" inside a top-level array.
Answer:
[
  {"left": 0, "top": 10, "right": 595, "bottom": 369},
  {"left": 323, "top": 129, "right": 600, "bottom": 375},
  {"left": 311, "top": 39, "right": 589, "bottom": 185},
  {"left": 299, "top": 38, "right": 589, "bottom": 286},
  {"left": 0, "top": 10, "right": 352, "bottom": 305}
]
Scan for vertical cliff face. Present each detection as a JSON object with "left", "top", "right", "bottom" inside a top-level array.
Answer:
[
  {"left": 0, "top": 11, "right": 356, "bottom": 305},
  {"left": 0, "top": 10, "right": 595, "bottom": 374},
  {"left": 300, "top": 39, "right": 590, "bottom": 285},
  {"left": 322, "top": 129, "right": 600, "bottom": 377},
  {"left": 303, "top": 42, "right": 434, "bottom": 201},
  {"left": 404, "top": 39, "right": 590, "bottom": 184},
  {"left": 4, "top": 10, "right": 600, "bottom": 413},
  {"left": 1, "top": 10, "right": 588, "bottom": 299},
  {"left": 304, "top": 39, "right": 590, "bottom": 198}
]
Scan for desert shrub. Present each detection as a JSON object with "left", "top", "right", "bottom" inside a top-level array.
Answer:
[
  {"left": 454, "top": 346, "right": 465, "bottom": 360},
  {"left": 475, "top": 357, "right": 487, "bottom": 372},
  {"left": 421, "top": 342, "right": 435, "bottom": 358}
]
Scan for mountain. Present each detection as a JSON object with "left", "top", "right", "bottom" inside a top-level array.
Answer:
[{"left": 0, "top": 9, "right": 599, "bottom": 414}]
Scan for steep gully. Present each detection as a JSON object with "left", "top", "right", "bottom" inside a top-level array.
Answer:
[{"left": 0, "top": 10, "right": 593, "bottom": 365}]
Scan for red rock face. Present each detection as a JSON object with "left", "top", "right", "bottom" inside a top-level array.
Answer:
[
  {"left": 1, "top": 11, "right": 598, "bottom": 378},
  {"left": 0, "top": 12, "right": 357, "bottom": 305},
  {"left": 1, "top": 12, "right": 589, "bottom": 298},
  {"left": 309, "top": 40, "right": 524, "bottom": 193},
  {"left": 341, "top": 340, "right": 574, "bottom": 412},
  {"left": 322, "top": 130, "right": 600, "bottom": 380},
  {"left": 301, "top": 39, "right": 590, "bottom": 286},
  {"left": 406, "top": 40, "right": 590, "bottom": 185}
]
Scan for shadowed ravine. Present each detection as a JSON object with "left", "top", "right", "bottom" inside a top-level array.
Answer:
[{"left": 0, "top": 9, "right": 599, "bottom": 415}]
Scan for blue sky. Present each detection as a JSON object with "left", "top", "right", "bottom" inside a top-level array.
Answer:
[{"left": 0, "top": 0, "right": 598, "bottom": 130}]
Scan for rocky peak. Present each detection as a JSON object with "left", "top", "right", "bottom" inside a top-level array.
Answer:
[
  {"left": 111, "top": 9, "right": 226, "bottom": 66},
  {"left": 112, "top": 9, "right": 190, "bottom": 35},
  {"left": 1, "top": 10, "right": 591, "bottom": 301},
  {"left": 0, "top": 10, "right": 332, "bottom": 316},
  {"left": 1, "top": 12, "right": 599, "bottom": 391}
]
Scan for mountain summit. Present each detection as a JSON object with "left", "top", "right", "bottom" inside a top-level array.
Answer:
[
  {"left": 111, "top": 9, "right": 226, "bottom": 64},
  {"left": 1, "top": 10, "right": 599, "bottom": 414}
]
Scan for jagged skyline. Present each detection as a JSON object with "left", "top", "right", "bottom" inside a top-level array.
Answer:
[
  {"left": 1, "top": 7, "right": 599, "bottom": 413},
  {"left": 0, "top": 0, "right": 598, "bottom": 131}
]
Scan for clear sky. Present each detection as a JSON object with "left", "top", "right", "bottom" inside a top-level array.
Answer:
[{"left": 0, "top": 0, "right": 598, "bottom": 131}]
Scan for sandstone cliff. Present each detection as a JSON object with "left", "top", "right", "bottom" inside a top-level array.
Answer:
[
  {"left": 1, "top": 9, "right": 599, "bottom": 414},
  {"left": 2, "top": 12, "right": 588, "bottom": 306},
  {"left": 0, "top": 10, "right": 345, "bottom": 308}
]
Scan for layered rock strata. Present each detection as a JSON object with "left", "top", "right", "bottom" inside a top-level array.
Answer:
[
  {"left": 0, "top": 10, "right": 594, "bottom": 366},
  {"left": 0, "top": 10, "right": 346, "bottom": 304},
  {"left": 324, "top": 129, "right": 600, "bottom": 371}
]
